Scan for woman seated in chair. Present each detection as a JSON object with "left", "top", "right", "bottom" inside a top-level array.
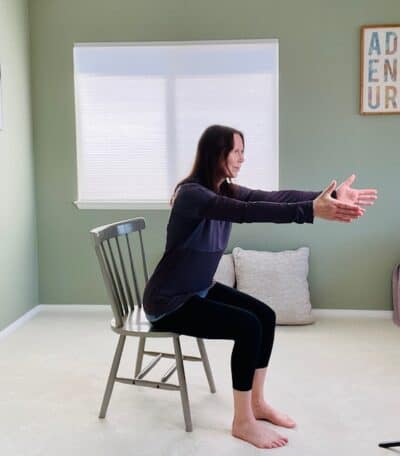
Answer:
[{"left": 143, "top": 124, "right": 377, "bottom": 449}]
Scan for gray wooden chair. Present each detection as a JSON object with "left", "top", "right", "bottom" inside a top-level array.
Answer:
[{"left": 90, "top": 217, "right": 216, "bottom": 432}]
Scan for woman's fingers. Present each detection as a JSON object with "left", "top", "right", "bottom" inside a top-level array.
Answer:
[
  {"left": 357, "top": 201, "right": 375, "bottom": 207},
  {"left": 359, "top": 189, "right": 378, "bottom": 195},
  {"left": 334, "top": 202, "right": 365, "bottom": 221},
  {"left": 335, "top": 215, "right": 359, "bottom": 222},
  {"left": 335, "top": 209, "right": 364, "bottom": 219},
  {"left": 334, "top": 215, "right": 354, "bottom": 222},
  {"left": 358, "top": 196, "right": 377, "bottom": 205},
  {"left": 357, "top": 190, "right": 378, "bottom": 206},
  {"left": 336, "top": 209, "right": 364, "bottom": 217},
  {"left": 335, "top": 202, "right": 364, "bottom": 215},
  {"left": 335, "top": 201, "right": 362, "bottom": 210}
]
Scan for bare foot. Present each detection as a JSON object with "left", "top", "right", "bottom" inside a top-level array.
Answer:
[
  {"left": 232, "top": 417, "right": 288, "bottom": 449},
  {"left": 252, "top": 401, "right": 296, "bottom": 428}
]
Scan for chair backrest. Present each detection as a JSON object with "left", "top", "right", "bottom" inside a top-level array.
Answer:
[{"left": 90, "top": 217, "right": 149, "bottom": 327}]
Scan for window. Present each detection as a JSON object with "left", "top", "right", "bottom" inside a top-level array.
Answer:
[{"left": 73, "top": 40, "right": 279, "bottom": 209}]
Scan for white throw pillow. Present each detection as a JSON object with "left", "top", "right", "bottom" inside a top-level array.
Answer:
[
  {"left": 232, "top": 247, "right": 314, "bottom": 325},
  {"left": 213, "top": 253, "right": 235, "bottom": 288}
]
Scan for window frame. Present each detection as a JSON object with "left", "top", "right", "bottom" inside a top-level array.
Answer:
[{"left": 73, "top": 39, "right": 279, "bottom": 210}]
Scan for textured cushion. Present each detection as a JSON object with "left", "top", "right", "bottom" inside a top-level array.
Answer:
[
  {"left": 213, "top": 253, "right": 235, "bottom": 288},
  {"left": 232, "top": 247, "right": 314, "bottom": 325}
]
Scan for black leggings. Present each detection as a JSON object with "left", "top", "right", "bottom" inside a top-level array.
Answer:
[{"left": 152, "top": 281, "right": 276, "bottom": 391}]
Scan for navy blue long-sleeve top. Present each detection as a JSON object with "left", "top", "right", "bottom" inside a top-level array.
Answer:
[{"left": 143, "top": 180, "right": 323, "bottom": 322}]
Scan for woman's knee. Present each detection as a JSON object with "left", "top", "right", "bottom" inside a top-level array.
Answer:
[
  {"left": 257, "top": 302, "right": 276, "bottom": 329},
  {"left": 265, "top": 304, "right": 276, "bottom": 324},
  {"left": 236, "top": 312, "right": 263, "bottom": 342},
  {"left": 243, "top": 295, "right": 276, "bottom": 328}
]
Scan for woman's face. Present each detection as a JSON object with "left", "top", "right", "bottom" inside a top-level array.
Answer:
[{"left": 221, "top": 133, "right": 245, "bottom": 179}]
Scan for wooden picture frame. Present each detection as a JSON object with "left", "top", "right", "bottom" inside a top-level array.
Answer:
[{"left": 360, "top": 24, "right": 400, "bottom": 115}]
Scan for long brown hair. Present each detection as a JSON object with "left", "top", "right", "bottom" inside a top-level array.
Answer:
[{"left": 170, "top": 125, "right": 244, "bottom": 205}]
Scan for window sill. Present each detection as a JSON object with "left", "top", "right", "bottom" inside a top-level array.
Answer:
[{"left": 73, "top": 200, "right": 171, "bottom": 210}]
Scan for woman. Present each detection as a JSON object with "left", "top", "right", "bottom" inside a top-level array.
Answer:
[{"left": 143, "top": 125, "right": 377, "bottom": 449}]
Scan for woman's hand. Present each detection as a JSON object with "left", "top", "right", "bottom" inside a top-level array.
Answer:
[
  {"left": 336, "top": 174, "right": 378, "bottom": 207},
  {"left": 313, "top": 180, "right": 365, "bottom": 222}
]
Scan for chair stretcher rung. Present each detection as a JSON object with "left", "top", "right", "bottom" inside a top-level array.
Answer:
[
  {"left": 116, "top": 376, "right": 180, "bottom": 391},
  {"left": 161, "top": 363, "right": 177, "bottom": 383},
  {"left": 143, "top": 350, "right": 202, "bottom": 362},
  {"left": 136, "top": 353, "right": 162, "bottom": 379}
]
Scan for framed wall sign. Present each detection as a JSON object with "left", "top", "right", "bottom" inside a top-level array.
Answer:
[{"left": 360, "top": 24, "right": 400, "bottom": 115}]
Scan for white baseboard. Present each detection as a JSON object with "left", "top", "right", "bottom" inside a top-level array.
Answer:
[
  {"left": 0, "top": 305, "right": 393, "bottom": 341},
  {"left": 313, "top": 309, "right": 392, "bottom": 319},
  {"left": 0, "top": 306, "right": 42, "bottom": 341},
  {"left": 38, "top": 304, "right": 109, "bottom": 311},
  {"left": 0, "top": 304, "right": 110, "bottom": 341}
]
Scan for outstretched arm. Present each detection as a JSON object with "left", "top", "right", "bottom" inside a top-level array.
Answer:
[
  {"left": 173, "top": 182, "right": 361, "bottom": 224},
  {"left": 232, "top": 183, "right": 336, "bottom": 203}
]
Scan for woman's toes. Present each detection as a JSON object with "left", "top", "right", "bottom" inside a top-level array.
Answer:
[{"left": 277, "top": 433, "right": 288, "bottom": 442}]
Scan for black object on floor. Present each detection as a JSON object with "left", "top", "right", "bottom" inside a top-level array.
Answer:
[{"left": 379, "top": 441, "right": 400, "bottom": 449}]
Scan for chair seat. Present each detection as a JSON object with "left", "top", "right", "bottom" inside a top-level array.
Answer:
[{"left": 111, "top": 308, "right": 177, "bottom": 337}]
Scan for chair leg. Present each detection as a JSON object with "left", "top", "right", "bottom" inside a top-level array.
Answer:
[
  {"left": 173, "top": 336, "right": 193, "bottom": 432},
  {"left": 134, "top": 336, "right": 146, "bottom": 377},
  {"left": 99, "top": 335, "right": 126, "bottom": 419},
  {"left": 196, "top": 338, "right": 216, "bottom": 394}
]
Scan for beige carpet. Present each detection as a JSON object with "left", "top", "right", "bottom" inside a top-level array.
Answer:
[{"left": 0, "top": 307, "right": 399, "bottom": 455}]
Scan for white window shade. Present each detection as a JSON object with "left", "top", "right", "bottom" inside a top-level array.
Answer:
[{"left": 73, "top": 40, "right": 279, "bottom": 209}]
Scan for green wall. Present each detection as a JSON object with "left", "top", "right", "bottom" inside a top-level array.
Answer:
[
  {"left": 29, "top": 0, "right": 400, "bottom": 310},
  {"left": 0, "top": 0, "right": 38, "bottom": 330}
]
